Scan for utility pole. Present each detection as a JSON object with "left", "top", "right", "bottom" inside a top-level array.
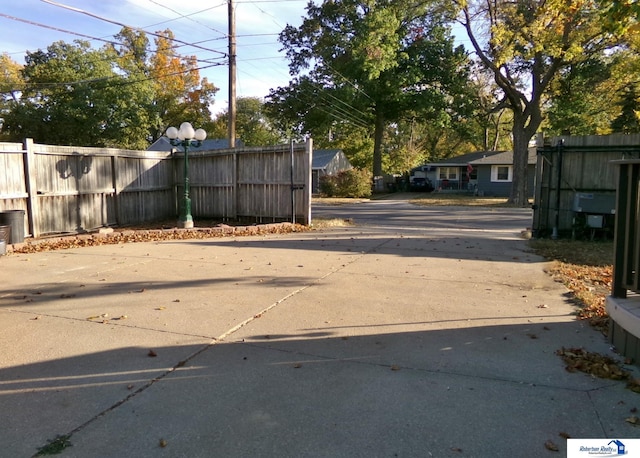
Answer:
[{"left": 228, "top": 0, "right": 236, "bottom": 148}]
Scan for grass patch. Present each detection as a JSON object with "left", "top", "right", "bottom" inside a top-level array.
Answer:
[
  {"left": 409, "top": 193, "right": 514, "bottom": 207},
  {"left": 36, "top": 435, "right": 72, "bottom": 456},
  {"left": 310, "top": 217, "right": 354, "bottom": 228},
  {"left": 312, "top": 197, "right": 370, "bottom": 206},
  {"left": 529, "top": 238, "right": 613, "bottom": 334}
]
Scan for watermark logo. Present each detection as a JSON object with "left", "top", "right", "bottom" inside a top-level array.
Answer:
[{"left": 568, "top": 439, "right": 640, "bottom": 457}]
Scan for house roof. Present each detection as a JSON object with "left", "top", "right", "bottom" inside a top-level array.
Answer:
[
  {"left": 147, "top": 137, "right": 243, "bottom": 152},
  {"left": 426, "top": 149, "right": 537, "bottom": 167},
  {"left": 313, "top": 149, "right": 345, "bottom": 169}
]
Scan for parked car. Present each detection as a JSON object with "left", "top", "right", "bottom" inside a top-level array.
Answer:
[{"left": 409, "top": 177, "right": 435, "bottom": 192}]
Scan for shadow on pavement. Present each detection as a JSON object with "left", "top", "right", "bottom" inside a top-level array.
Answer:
[{"left": 2, "top": 321, "right": 638, "bottom": 457}]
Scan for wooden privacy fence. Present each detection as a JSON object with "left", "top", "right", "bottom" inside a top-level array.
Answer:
[
  {"left": 532, "top": 134, "right": 640, "bottom": 237},
  {"left": 0, "top": 139, "right": 312, "bottom": 239}
]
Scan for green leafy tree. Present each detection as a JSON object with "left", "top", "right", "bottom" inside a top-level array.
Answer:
[
  {"left": 611, "top": 85, "right": 640, "bottom": 133},
  {"left": 456, "top": 0, "right": 630, "bottom": 206},
  {"left": 271, "top": 0, "right": 470, "bottom": 177},
  {"left": 210, "top": 97, "right": 283, "bottom": 146},
  {"left": 150, "top": 30, "right": 218, "bottom": 140},
  {"left": 3, "top": 40, "right": 123, "bottom": 146},
  {"left": 0, "top": 53, "right": 23, "bottom": 140},
  {"left": 2, "top": 28, "right": 219, "bottom": 149},
  {"left": 544, "top": 57, "right": 615, "bottom": 136}
]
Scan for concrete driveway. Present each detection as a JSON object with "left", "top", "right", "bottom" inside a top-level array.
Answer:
[{"left": 1, "top": 196, "right": 638, "bottom": 457}]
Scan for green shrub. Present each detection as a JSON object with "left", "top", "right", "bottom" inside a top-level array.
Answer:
[{"left": 319, "top": 168, "right": 372, "bottom": 198}]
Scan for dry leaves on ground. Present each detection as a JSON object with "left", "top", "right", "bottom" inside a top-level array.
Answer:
[
  {"left": 11, "top": 223, "right": 310, "bottom": 254},
  {"left": 556, "top": 347, "right": 630, "bottom": 380},
  {"left": 529, "top": 240, "right": 613, "bottom": 335}
]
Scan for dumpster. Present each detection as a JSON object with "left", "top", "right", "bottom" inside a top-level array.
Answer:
[{"left": 0, "top": 210, "right": 25, "bottom": 244}]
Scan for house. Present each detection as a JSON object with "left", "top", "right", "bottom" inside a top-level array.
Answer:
[
  {"left": 312, "top": 149, "right": 352, "bottom": 193},
  {"left": 413, "top": 149, "right": 537, "bottom": 198},
  {"left": 147, "top": 137, "right": 244, "bottom": 152}
]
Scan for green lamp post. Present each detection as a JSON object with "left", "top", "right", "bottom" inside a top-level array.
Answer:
[{"left": 165, "top": 122, "right": 207, "bottom": 228}]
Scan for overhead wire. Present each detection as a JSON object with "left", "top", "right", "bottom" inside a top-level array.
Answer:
[
  {"left": 145, "top": 0, "right": 229, "bottom": 38},
  {"left": 40, "top": 0, "right": 228, "bottom": 56},
  {"left": 5, "top": 0, "right": 376, "bottom": 131}
]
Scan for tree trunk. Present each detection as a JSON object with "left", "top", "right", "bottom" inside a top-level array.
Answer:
[
  {"left": 373, "top": 106, "right": 384, "bottom": 177},
  {"left": 509, "top": 115, "right": 530, "bottom": 207}
]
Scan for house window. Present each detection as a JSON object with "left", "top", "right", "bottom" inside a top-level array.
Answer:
[
  {"left": 491, "top": 165, "right": 512, "bottom": 182},
  {"left": 438, "top": 167, "right": 458, "bottom": 180}
]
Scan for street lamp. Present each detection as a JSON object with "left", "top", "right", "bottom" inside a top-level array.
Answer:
[{"left": 165, "top": 122, "right": 207, "bottom": 228}]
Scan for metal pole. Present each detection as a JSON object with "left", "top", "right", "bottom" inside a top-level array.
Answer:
[
  {"left": 290, "top": 139, "right": 295, "bottom": 224},
  {"left": 228, "top": 0, "right": 236, "bottom": 148},
  {"left": 179, "top": 142, "right": 193, "bottom": 228}
]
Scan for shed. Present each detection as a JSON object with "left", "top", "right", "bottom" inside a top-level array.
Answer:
[
  {"left": 419, "top": 149, "right": 536, "bottom": 197},
  {"left": 147, "top": 138, "right": 244, "bottom": 152},
  {"left": 312, "top": 149, "right": 352, "bottom": 193}
]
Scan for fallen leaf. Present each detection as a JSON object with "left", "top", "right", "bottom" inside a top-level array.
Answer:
[
  {"left": 556, "top": 347, "right": 630, "bottom": 381},
  {"left": 544, "top": 440, "right": 559, "bottom": 451},
  {"left": 450, "top": 447, "right": 462, "bottom": 452},
  {"left": 159, "top": 439, "right": 167, "bottom": 448},
  {"left": 155, "top": 306, "right": 166, "bottom": 311},
  {"left": 127, "top": 384, "right": 135, "bottom": 390},
  {"left": 390, "top": 365, "right": 401, "bottom": 371},
  {"left": 148, "top": 350, "right": 157, "bottom": 357},
  {"left": 559, "top": 432, "right": 571, "bottom": 439},
  {"left": 30, "top": 316, "right": 41, "bottom": 320},
  {"left": 537, "top": 304, "right": 548, "bottom": 308},
  {"left": 293, "top": 363, "right": 302, "bottom": 368},
  {"left": 626, "top": 416, "right": 640, "bottom": 425}
]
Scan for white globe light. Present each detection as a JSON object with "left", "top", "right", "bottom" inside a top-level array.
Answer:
[
  {"left": 165, "top": 126, "right": 178, "bottom": 139},
  {"left": 178, "top": 122, "right": 195, "bottom": 140},
  {"left": 194, "top": 128, "right": 207, "bottom": 141}
]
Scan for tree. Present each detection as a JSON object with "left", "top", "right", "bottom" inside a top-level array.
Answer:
[
  {"left": 272, "top": 0, "right": 470, "bottom": 177},
  {"left": 456, "top": 0, "right": 628, "bottom": 206},
  {"left": 544, "top": 57, "right": 616, "bottom": 136},
  {"left": 0, "top": 53, "right": 23, "bottom": 140},
  {"left": 210, "top": 97, "right": 282, "bottom": 146},
  {"left": 3, "top": 40, "right": 122, "bottom": 146},
  {"left": 2, "top": 28, "right": 220, "bottom": 149},
  {"left": 149, "top": 30, "right": 218, "bottom": 141},
  {"left": 611, "top": 85, "right": 640, "bottom": 133}
]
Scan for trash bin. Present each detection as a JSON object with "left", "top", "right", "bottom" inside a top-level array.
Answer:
[
  {"left": 0, "top": 225, "right": 10, "bottom": 255},
  {"left": 0, "top": 210, "right": 24, "bottom": 244}
]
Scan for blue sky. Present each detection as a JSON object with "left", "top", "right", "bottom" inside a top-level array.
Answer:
[
  {"left": 0, "top": 0, "right": 309, "bottom": 114},
  {"left": 1, "top": 1, "right": 471, "bottom": 116}
]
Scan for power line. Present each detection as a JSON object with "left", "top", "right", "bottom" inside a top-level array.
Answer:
[
  {"left": 146, "top": 0, "right": 229, "bottom": 38},
  {"left": 0, "top": 12, "right": 121, "bottom": 47},
  {"left": 0, "top": 62, "right": 224, "bottom": 94},
  {"left": 41, "top": 0, "right": 228, "bottom": 57}
]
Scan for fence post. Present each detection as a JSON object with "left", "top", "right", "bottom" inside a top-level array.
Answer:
[
  {"left": 304, "top": 138, "right": 313, "bottom": 225},
  {"left": 233, "top": 150, "right": 238, "bottom": 219},
  {"left": 110, "top": 155, "right": 121, "bottom": 227},
  {"left": 22, "top": 138, "right": 39, "bottom": 238}
]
